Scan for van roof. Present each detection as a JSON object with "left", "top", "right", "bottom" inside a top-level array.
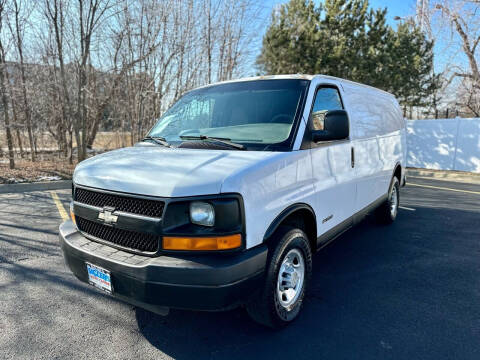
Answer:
[{"left": 196, "top": 74, "right": 394, "bottom": 97}]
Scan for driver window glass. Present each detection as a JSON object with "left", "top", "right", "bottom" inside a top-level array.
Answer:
[{"left": 311, "top": 87, "right": 343, "bottom": 130}]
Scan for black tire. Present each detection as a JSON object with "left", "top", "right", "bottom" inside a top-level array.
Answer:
[
  {"left": 375, "top": 176, "right": 400, "bottom": 224},
  {"left": 246, "top": 226, "right": 312, "bottom": 329}
]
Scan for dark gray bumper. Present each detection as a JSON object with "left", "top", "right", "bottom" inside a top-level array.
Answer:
[{"left": 59, "top": 221, "right": 267, "bottom": 312}]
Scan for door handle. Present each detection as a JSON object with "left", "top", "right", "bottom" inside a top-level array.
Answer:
[{"left": 351, "top": 147, "right": 355, "bottom": 168}]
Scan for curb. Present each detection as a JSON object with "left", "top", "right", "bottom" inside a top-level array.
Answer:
[
  {"left": 407, "top": 168, "right": 480, "bottom": 185},
  {"left": 0, "top": 180, "right": 72, "bottom": 194}
]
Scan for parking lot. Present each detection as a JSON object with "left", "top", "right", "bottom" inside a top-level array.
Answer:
[{"left": 0, "top": 176, "right": 479, "bottom": 360}]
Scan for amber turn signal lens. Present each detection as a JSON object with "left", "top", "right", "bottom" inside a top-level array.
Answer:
[
  {"left": 70, "top": 209, "right": 76, "bottom": 225},
  {"left": 163, "top": 234, "right": 241, "bottom": 251}
]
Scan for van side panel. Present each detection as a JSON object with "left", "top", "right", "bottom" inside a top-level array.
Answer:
[
  {"left": 221, "top": 151, "right": 317, "bottom": 249},
  {"left": 309, "top": 141, "right": 357, "bottom": 238},
  {"left": 342, "top": 82, "right": 406, "bottom": 212}
]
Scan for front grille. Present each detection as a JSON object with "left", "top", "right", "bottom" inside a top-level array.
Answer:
[
  {"left": 76, "top": 217, "right": 159, "bottom": 253},
  {"left": 75, "top": 188, "right": 164, "bottom": 218}
]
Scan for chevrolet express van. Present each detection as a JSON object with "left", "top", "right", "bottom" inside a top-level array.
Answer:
[{"left": 60, "top": 75, "right": 406, "bottom": 328}]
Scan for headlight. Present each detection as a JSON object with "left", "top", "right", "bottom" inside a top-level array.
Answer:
[{"left": 189, "top": 201, "right": 215, "bottom": 227}]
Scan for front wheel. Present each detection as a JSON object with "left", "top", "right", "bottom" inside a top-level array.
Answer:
[
  {"left": 375, "top": 176, "right": 400, "bottom": 224},
  {"left": 247, "top": 227, "right": 312, "bottom": 328}
]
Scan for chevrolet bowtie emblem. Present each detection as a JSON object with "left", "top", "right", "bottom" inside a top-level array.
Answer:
[{"left": 98, "top": 207, "right": 118, "bottom": 225}]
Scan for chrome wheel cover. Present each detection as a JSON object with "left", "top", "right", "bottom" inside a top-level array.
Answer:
[{"left": 276, "top": 248, "right": 305, "bottom": 311}]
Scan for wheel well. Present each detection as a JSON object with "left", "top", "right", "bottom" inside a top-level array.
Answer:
[
  {"left": 265, "top": 208, "right": 317, "bottom": 252},
  {"left": 393, "top": 164, "right": 402, "bottom": 182}
]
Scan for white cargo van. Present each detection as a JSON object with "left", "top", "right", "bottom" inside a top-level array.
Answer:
[{"left": 59, "top": 75, "right": 406, "bottom": 328}]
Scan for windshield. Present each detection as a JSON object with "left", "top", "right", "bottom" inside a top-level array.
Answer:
[{"left": 148, "top": 79, "right": 309, "bottom": 150}]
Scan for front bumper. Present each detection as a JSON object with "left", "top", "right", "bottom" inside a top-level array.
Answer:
[{"left": 59, "top": 221, "right": 267, "bottom": 312}]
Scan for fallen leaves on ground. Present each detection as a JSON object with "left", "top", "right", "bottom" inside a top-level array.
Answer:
[{"left": 0, "top": 158, "right": 76, "bottom": 184}]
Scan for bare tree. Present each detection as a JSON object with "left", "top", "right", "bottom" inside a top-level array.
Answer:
[
  {"left": 9, "top": 0, "right": 36, "bottom": 161},
  {"left": 457, "top": 78, "right": 480, "bottom": 116},
  {"left": 75, "top": 0, "right": 114, "bottom": 161},
  {"left": 1, "top": 0, "right": 261, "bottom": 166},
  {"left": 435, "top": 0, "right": 480, "bottom": 115},
  {"left": 0, "top": 0, "right": 14, "bottom": 168},
  {"left": 44, "top": 0, "right": 72, "bottom": 160}
]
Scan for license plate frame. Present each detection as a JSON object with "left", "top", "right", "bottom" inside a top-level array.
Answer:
[{"left": 86, "top": 262, "right": 112, "bottom": 294}]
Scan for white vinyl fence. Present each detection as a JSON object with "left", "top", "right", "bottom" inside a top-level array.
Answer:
[{"left": 407, "top": 118, "right": 480, "bottom": 173}]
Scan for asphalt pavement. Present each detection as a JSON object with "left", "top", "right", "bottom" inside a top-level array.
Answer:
[{"left": 0, "top": 177, "right": 479, "bottom": 359}]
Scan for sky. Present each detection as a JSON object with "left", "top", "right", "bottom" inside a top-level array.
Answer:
[
  {"left": 264, "top": 0, "right": 418, "bottom": 26},
  {"left": 366, "top": 0, "right": 417, "bottom": 25}
]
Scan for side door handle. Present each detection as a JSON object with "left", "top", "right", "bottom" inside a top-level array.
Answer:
[{"left": 351, "top": 146, "right": 355, "bottom": 168}]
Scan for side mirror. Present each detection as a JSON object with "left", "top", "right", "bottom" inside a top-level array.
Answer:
[{"left": 311, "top": 110, "right": 349, "bottom": 142}]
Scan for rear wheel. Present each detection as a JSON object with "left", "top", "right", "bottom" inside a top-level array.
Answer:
[
  {"left": 247, "top": 227, "right": 312, "bottom": 329},
  {"left": 375, "top": 176, "right": 400, "bottom": 224}
]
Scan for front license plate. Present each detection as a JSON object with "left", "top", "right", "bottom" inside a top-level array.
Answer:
[{"left": 86, "top": 263, "right": 112, "bottom": 294}]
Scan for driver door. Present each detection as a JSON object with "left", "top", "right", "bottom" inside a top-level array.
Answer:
[{"left": 308, "top": 84, "right": 357, "bottom": 244}]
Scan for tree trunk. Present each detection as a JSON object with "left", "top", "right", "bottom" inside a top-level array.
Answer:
[
  {"left": 68, "top": 129, "right": 73, "bottom": 165},
  {"left": 0, "top": 0, "right": 13, "bottom": 168},
  {"left": 13, "top": 0, "right": 35, "bottom": 162},
  {"left": 86, "top": 106, "right": 104, "bottom": 149},
  {"left": 33, "top": 133, "right": 38, "bottom": 156},
  {"left": 47, "top": 0, "right": 73, "bottom": 159},
  {"left": 78, "top": 68, "right": 87, "bottom": 160},
  {"left": 5, "top": 71, "right": 24, "bottom": 158},
  {"left": 15, "top": 129, "right": 23, "bottom": 157},
  {"left": 205, "top": 0, "right": 212, "bottom": 84},
  {"left": 0, "top": 61, "right": 15, "bottom": 169}
]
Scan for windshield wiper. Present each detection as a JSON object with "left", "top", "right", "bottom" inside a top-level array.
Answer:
[
  {"left": 141, "top": 136, "right": 170, "bottom": 147},
  {"left": 179, "top": 135, "right": 245, "bottom": 150}
]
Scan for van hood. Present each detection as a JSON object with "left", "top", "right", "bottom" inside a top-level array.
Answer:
[{"left": 73, "top": 146, "right": 279, "bottom": 197}]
